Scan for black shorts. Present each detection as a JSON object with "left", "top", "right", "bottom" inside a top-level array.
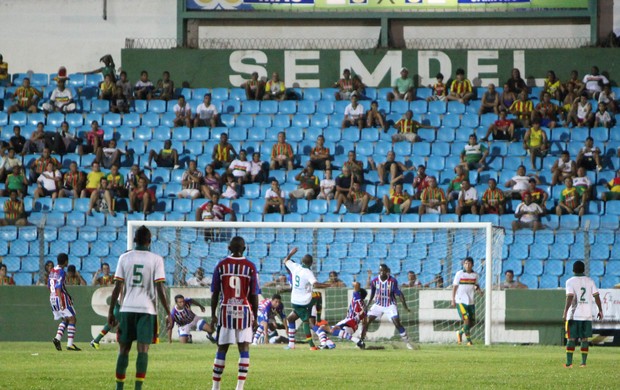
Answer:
[
  {"left": 155, "top": 156, "right": 174, "bottom": 168},
  {"left": 309, "top": 159, "right": 329, "bottom": 171},
  {"left": 580, "top": 157, "right": 596, "bottom": 170}
]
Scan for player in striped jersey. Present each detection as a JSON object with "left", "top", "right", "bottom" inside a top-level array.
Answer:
[
  {"left": 251, "top": 294, "right": 287, "bottom": 345},
  {"left": 451, "top": 257, "right": 482, "bottom": 346},
  {"left": 316, "top": 282, "right": 367, "bottom": 349},
  {"left": 168, "top": 295, "right": 215, "bottom": 344},
  {"left": 210, "top": 236, "right": 259, "bottom": 390},
  {"left": 359, "top": 264, "right": 412, "bottom": 350},
  {"left": 49, "top": 253, "right": 81, "bottom": 351}
]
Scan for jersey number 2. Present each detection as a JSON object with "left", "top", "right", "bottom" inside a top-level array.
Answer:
[
  {"left": 132, "top": 264, "right": 144, "bottom": 286},
  {"left": 580, "top": 287, "right": 586, "bottom": 302}
]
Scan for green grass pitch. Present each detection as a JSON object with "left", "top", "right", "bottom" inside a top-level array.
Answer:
[{"left": 2, "top": 342, "right": 618, "bottom": 389}]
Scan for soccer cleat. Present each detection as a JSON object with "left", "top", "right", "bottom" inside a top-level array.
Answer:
[
  {"left": 310, "top": 346, "right": 319, "bottom": 351},
  {"left": 284, "top": 345, "right": 295, "bottom": 350},
  {"left": 67, "top": 345, "right": 81, "bottom": 351},
  {"left": 251, "top": 342, "right": 258, "bottom": 346},
  {"left": 52, "top": 338, "right": 62, "bottom": 351},
  {"left": 406, "top": 343, "right": 414, "bottom": 350},
  {"left": 466, "top": 341, "right": 473, "bottom": 346},
  {"left": 356, "top": 340, "right": 366, "bottom": 350},
  {"left": 579, "top": 364, "right": 586, "bottom": 368},
  {"left": 456, "top": 331, "right": 462, "bottom": 345},
  {"left": 316, "top": 320, "right": 328, "bottom": 327},
  {"left": 563, "top": 364, "right": 573, "bottom": 368},
  {"left": 90, "top": 340, "right": 100, "bottom": 350},
  {"left": 206, "top": 333, "right": 216, "bottom": 344}
]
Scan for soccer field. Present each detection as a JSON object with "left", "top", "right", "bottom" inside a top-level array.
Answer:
[{"left": 2, "top": 342, "right": 618, "bottom": 390}]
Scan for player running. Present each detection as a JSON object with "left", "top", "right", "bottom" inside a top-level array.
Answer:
[
  {"left": 359, "top": 264, "right": 412, "bottom": 350},
  {"left": 210, "top": 236, "right": 259, "bottom": 390},
  {"left": 252, "top": 293, "right": 287, "bottom": 346},
  {"left": 451, "top": 257, "right": 483, "bottom": 346},
  {"left": 49, "top": 253, "right": 81, "bottom": 351},
  {"left": 90, "top": 299, "right": 120, "bottom": 349},
  {"left": 168, "top": 294, "right": 216, "bottom": 344},
  {"left": 316, "top": 281, "right": 367, "bottom": 349}
]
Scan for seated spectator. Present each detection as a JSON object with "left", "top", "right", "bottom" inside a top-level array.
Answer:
[
  {"left": 289, "top": 166, "right": 319, "bottom": 201},
  {"left": 106, "top": 164, "right": 125, "bottom": 198},
  {"left": 593, "top": 102, "right": 615, "bottom": 129},
  {"left": 99, "top": 73, "right": 116, "bottom": 101},
  {"left": 532, "top": 92, "right": 559, "bottom": 129},
  {"left": 500, "top": 270, "right": 527, "bottom": 290},
  {"left": 33, "top": 162, "right": 61, "bottom": 201},
  {"left": 573, "top": 167, "right": 593, "bottom": 200},
  {"left": 505, "top": 68, "right": 527, "bottom": 95},
  {"left": 365, "top": 100, "right": 386, "bottom": 131},
  {"left": 509, "top": 91, "right": 533, "bottom": 128},
  {"left": 86, "top": 177, "right": 116, "bottom": 216},
  {"left": 22, "top": 122, "right": 48, "bottom": 156},
  {"left": 92, "top": 263, "right": 114, "bottom": 286},
  {"left": 59, "top": 162, "right": 86, "bottom": 198},
  {"left": 129, "top": 177, "right": 155, "bottom": 214},
  {"left": 9, "top": 126, "right": 26, "bottom": 155},
  {"left": 504, "top": 165, "right": 538, "bottom": 199},
  {"left": 522, "top": 178, "right": 549, "bottom": 211},
  {"left": 263, "top": 72, "right": 286, "bottom": 101},
  {"left": 392, "top": 110, "right": 436, "bottom": 144},
  {"left": 194, "top": 93, "right": 219, "bottom": 128},
  {"left": 560, "top": 82, "right": 578, "bottom": 124},
  {"left": 42, "top": 79, "right": 76, "bottom": 114},
  {"left": 334, "top": 166, "right": 354, "bottom": 200},
  {"left": 212, "top": 133, "right": 237, "bottom": 170},
  {"left": 81, "top": 162, "right": 105, "bottom": 199},
  {"left": 65, "top": 265, "right": 87, "bottom": 286},
  {"left": 242, "top": 72, "right": 264, "bottom": 101},
  {"left": 173, "top": 95, "right": 192, "bottom": 128},
  {"left": 0, "top": 148, "right": 22, "bottom": 183},
  {"left": 601, "top": 169, "right": 620, "bottom": 201},
  {"left": 446, "top": 165, "right": 467, "bottom": 202},
  {"left": 228, "top": 149, "right": 252, "bottom": 185},
  {"left": 565, "top": 93, "right": 593, "bottom": 128},
  {"left": 460, "top": 134, "right": 488, "bottom": 173},
  {"left": 220, "top": 173, "right": 239, "bottom": 200},
  {"left": 152, "top": 71, "right": 175, "bottom": 101},
  {"left": 342, "top": 150, "right": 364, "bottom": 183},
  {"left": 480, "top": 178, "right": 505, "bottom": 215},
  {"left": 541, "top": 70, "right": 562, "bottom": 101},
  {"left": 29, "top": 148, "right": 60, "bottom": 184},
  {"left": 424, "top": 273, "right": 444, "bottom": 289},
  {"left": 38, "top": 260, "right": 55, "bottom": 286},
  {"left": 78, "top": 120, "right": 104, "bottom": 156},
  {"left": 447, "top": 68, "right": 474, "bottom": 104},
  {"left": 263, "top": 180, "right": 286, "bottom": 215},
  {"left": 419, "top": 177, "right": 446, "bottom": 215},
  {"left": 186, "top": 267, "right": 212, "bottom": 287},
  {"left": 412, "top": 165, "right": 434, "bottom": 200},
  {"left": 125, "top": 164, "right": 150, "bottom": 196},
  {"left": 597, "top": 84, "right": 617, "bottom": 114},
  {"left": 382, "top": 182, "right": 411, "bottom": 215},
  {"left": 145, "top": 139, "right": 180, "bottom": 170},
  {"left": 308, "top": 135, "right": 331, "bottom": 171},
  {"left": 262, "top": 274, "right": 291, "bottom": 291},
  {"left": 334, "top": 69, "right": 355, "bottom": 101},
  {"left": 334, "top": 181, "right": 376, "bottom": 215},
  {"left": 582, "top": 66, "right": 609, "bottom": 100},
  {"left": 561, "top": 70, "right": 585, "bottom": 100},
  {"left": 249, "top": 152, "right": 267, "bottom": 184},
  {"left": 499, "top": 82, "right": 517, "bottom": 113},
  {"left": 134, "top": 70, "right": 154, "bottom": 100},
  {"left": 4, "top": 165, "right": 28, "bottom": 198},
  {"left": 351, "top": 74, "right": 366, "bottom": 99},
  {"left": 201, "top": 164, "right": 222, "bottom": 198},
  {"left": 426, "top": 73, "right": 446, "bottom": 102},
  {"left": 112, "top": 70, "right": 131, "bottom": 114},
  {"left": 178, "top": 160, "right": 203, "bottom": 200},
  {"left": 0, "top": 54, "right": 8, "bottom": 87},
  {"left": 324, "top": 271, "right": 346, "bottom": 288},
  {"left": 317, "top": 169, "right": 336, "bottom": 200},
  {"left": 7, "top": 77, "right": 42, "bottom": 114},
  {"left": 478, "top": 83, "right": 499, "bottom": 115},
  {"left": 53, "top": 121, "right": 80, "bottom": 155},
  {"left": 95, "top": 139, "right": 125, "bottom": 170},
  {"left": 388, "top": 67, "right": 414, "bottom": 102},
  {"left": 270, "top": 132, "right": 294, "bottom": 171},
  {"left": 556, "top": 177, "right": 586, "bottom": 217},
  {"left": 0, "top": 264, "right": 15, "bottom": 285},
  {"left": 456, "top": 179, "right": 478, "bottom": 217},
  {"left": 341, "top": 94, "right": 364, "bottom": 131},
  {"left": 576, "top": 137, "right": 603, "bottom": 172},
  {"left": 401, "top": 271, "right": 422, "bottom": 288},
  {"left": 375, "top": 151, "right": 410, "bottom": 186},
  {"left": 512, "top": 193, "right": 543, "bottom": 231},
  {"left": 523, "top": 120, "right": 548, "bottom": 170},
  {"left": 196, "top": 194, "right": 236, "bottom": 226},
  {"left": 551, "top": 151, "right": 577, "bottom": 186},
  {"left": 0, "top": 190, "right": 27, "bottom": 226}
]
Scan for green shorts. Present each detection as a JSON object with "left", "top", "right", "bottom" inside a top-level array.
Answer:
[
  {"left": 566, "top": 320, "right": 593, "bottom": 339},
  {"left": 390, "top": 204, "right": 402, "bottom": 214},
  {"left": 292, "top": 303, "right": 313, "bottom": 322},
  {"left": 456, "top": 303, "right": 475, "bottom": 322},
  {"left": 117, "top": 312, "right": 158, "bottom": 344}
]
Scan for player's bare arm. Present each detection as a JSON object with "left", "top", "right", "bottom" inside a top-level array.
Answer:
[
  {"left": 562, "top": 293, "right": 574, "bottom": 321},
  {"left": 210, "top": 289, "right": 220, "bottom": 328},
  {"left": 282, "top": 247, "right": 298, "bottom": 264},
  {"left": 399, "top": 293, "right": 411, "bottom": 312},
  {"left": 108, "top": 280, "right": 123, "bottom": 327},
  {"left": 156, "top": 281, "right": 171, "bottom": 330},
  {"left": 189, "top": 298, "right": 206, "bottom": 312},
  {"left": 250, "top": 292, "right": 259, "bottom": 329},
  {"left": 594, "top": 293, "right": 604, "bottom": 320},
  {"left": 312, "top": 281, "right": 332, "bottom": 289},
  {"left": 451, "top": 284, "right": 458, "bottom": 307}
]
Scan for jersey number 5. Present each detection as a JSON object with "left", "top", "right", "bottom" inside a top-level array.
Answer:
[{"left": 132, "top": 264, "right": 144, "bottom": 286}]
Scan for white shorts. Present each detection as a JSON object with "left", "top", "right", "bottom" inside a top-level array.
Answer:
[
  {"left": 179, "top": 189, "right": 200, "bottom": 198},
  {"left": 367, "top": 304, "right": 399, "bottom": 320},
  {"left": 52, "top": 306, "right": 76, "bottom": 320},
  {"left": 178, "top": 316, "right": 206, "bottom": 337},
  {"left": 217, "top": 326, "right": 253, "bottom": 345},
  {"left": 425, "top": 206, "right": 442, "bottom": 214}
]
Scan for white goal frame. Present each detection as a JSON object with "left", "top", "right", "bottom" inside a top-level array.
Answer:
[{"left": 128, "top": 221, "right": 497, "bottom": 345}]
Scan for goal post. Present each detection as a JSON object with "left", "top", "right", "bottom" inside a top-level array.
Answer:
[{"left": 127, "top": 221, "right": 504, "bottom": 346}]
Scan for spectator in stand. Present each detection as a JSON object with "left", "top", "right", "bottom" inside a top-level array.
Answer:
[
  {"left": 86, "top": 177, "right": 116, "bottom": 216},
  {"left": 262, "top": 274, "right": 291, "bottom": 291},
  {"left": 84, "top": 54, "right": 116, "bottom": 81},
  {"left": 196, "top": 193, "right": 236, "bottom": 223},
  {"left": 582, "top": 66, "right": 609, "bottom": 99},
  {"left": 211, "top": 133, "right": 237, "bottom": 170},
  {"left": 95, "top": 139, "right": 125, "bottom": 170},
  {"left": 317, "top": 169, "right": 336, "bottom": 201},
  {"left": 129, "top": 177, "right": 155, "bottom": 214},
  {"left": 78, "top": 120, "right": 104, "bottom": 156},
  {"left": 412, "top": 165, "right": 433, "bottom": 200},
  {"left": 576, "top": 137, "right": 603, "bottom": 172},
  {"left": 512, "top": 193, "right": 543, "bottom": 232},
  {"left": 382, "top": 182, "right": 412, "bottom": 215},
  {"left": 152, "top": 71, "right": 175, "bottom": 101},
  {"left": 9, "top": 126, "right": 26, "bottom": 155},
  {"left": 263, "top": 179, "right": 286, "bottom": 215},
  {"left": 556, "top": 177, "right": 586, "bottom": 217},
  {"left": 194, "top": 93, "right": 219, "bottom": 128},
  {"left": 186, "top": 267, "right": 211, "bottom": 287},
  {"left": 419, "top": 177, "right": 447, "bottom": 215},
  {"left": 0, "top": 148, "right": 21, "bottom": 183},
  {"left": 460, "top": 134, "right": 488, "bottom": 173},
  {"left": 92, "top": 263, "right": 115, "bottom": 286},
  {"left": 324, "top": 271, "right": 346, "bottom": 288},
  {"left": 593, "top": 102, "right": 615, "bottom": 129},
  {"left": 561, "top": 70, "right": 585, "bottom": 99},
  {"left": 601, "top": 169, "right": 620, "bottom": 201},
  {"left": 424, "top": 274, "right": 444, "bottom": 289},
  {"left": 0, "top": 264, "right": 15, "bottom": 285},
  {"left": 541, "top": 70, "right": 562, "bottom": 101},
  {"left": 565, "top": 93, "right": 593, "bottom": 128},
  {"left": 145, "top": 139, "right": 180, "bottom": 170},
  {"left": 532, "top": 92, "right": 559, "bottom": 130},
  {"left": 573, "top": 166, "right": 593, "bottom": 201},
  {"left": 42, "top": 79, "right": 75, "bottom": 114},
  {"left": 341, "top": 94, "right": 365, "bottom": 131},
  {"left": 33, "top": 162, "right": 61, "bottom": 201},
  {"left": 401, "top": 271, "right": 422, "bottom": 288},
  {"left": 249, "top": 152, "right": 267, "bottom": 184},
  {"left": 22, "top": 122, "right": 48, "bottom": 155},
  {"left": 106, "top": 164, "right": 125, "bottom": 198},
  {"left": 5, "top": 165, "right": 28, "bottom": 198},
  {"left": 172, "top": 95, "right": 192, "bottom": 128},
  {"left": 481, "top": 110, "right": 515, "bottom": 142},
  {"left": 242, "top": 72, "right": 264, "bottom": 101},
  {"left": 560, "top": 82, "right": 578, "bottom": 124},
  {"left": 263, "top": 72, "right": 286, "bottom": 101},
  {"left": 480, "top": 178, "right": 505, "bottom": 215},
  {"left": 343, "top": 150, "right": 364, "bottom": 183},
  {"left": 178, "top": 160, "right": 203, "bottom": 200},
  {"left": 426, "top": 73, "right": 447, "bottom": 102},
  {"left": 112, "top": 70, "right": 131, "bottom": 114},
  {"left": 522, "top": 178, "right": 548, "bottom": 211},
  {"left": 0, "top": 54, "right": 8, "bottom": 87},
  {"left": 334, "top": 69, "right": 355, "bottom": 101},
  {"left": 500, "top": 270, "right": 528, "bottom": 290},
  {"left": 388, "top": 67, "right": 415, "bottom": 102},
  {"left": 80, "top": 162, "right": 105, "bottom": 199},
  {"left": 352, "top": 74, "right": 367, "bottom": 100},
  {"left": 7, "top": 77, "right": 42, "bottom": 114},
  {"left": 289, "top": 166, "right": 319, "bottom": 201},
  {"left": 334, "top": 166, "right": 354, "bottom": 200},
  {"left": 270, "top": 131, "right": 294, "bottom": 172},
  {"left": 59, "top": 162, "right": 86, "bottom": 198},
  {"left": 392, "top": 110, "right": 436, "bottom": 145},
  {"left": 99, "top": 73, "right": 116, "bottom": 101},
  {"left": 308, "top": 135, "right": 331, "bottom": 171},
  {"left": 65, "top": 265, "right": 87, "bottom": 286},
  {"left": 446, "top": 165, "right": 467, "bottom": 202},
  {"left": 38, "top": 260, "right": 55, "bottom": 286},
  {"left": 228, "top": 149, "right": 252, "bottom": 185},
  {"left": 365, "top": 100, "right": 387, "bottom": 131},
  {"left": 124, "top": 164, "right": 150, "bottom": 197},
  {"left": 523, "top": 119, "right": 548, "bottom": 170},
  {"left": 29, "top": 148, "right": 60, "bottom": 184},
  {"left": 505, "top": 68, "right": 527, "bottom": 95},
  {"left": 375, "top": 150, "right": 410, "bottom": 186},
  {"left": 219, "top": 173, "right": 238, "bottom": 200},
  {"left": 499, "top": 83, "right": 517, "bottom": 113},
  {"left": 597, "top": 84, "right": 617, "bottom": 114},
  {"left": 133, "top": 70, "right": 154, "bottom": 100},
  {"left": 478, "top": 83, "right": 500, "bottom": 115},
  {"left": 447, "top": 68, "right": 474, "bottom": 104},
  {"left": 551, "top": 150, "right": 577, "bottom": 186},
  {"left": 504, "top": 165, "right": 538, "bottom": 199},
  {"left": 334, "top": 181, "right": 376, "bottom": 215},
  {"left": 455, "top": 179, "right": 478, "bottom": 217},
  {"left": 0, "top": 190, "right": 27, "bottom": 226},
  {"left": 509, "top": 91, "right": 533, "bottom": 128},
  {"left": 201, "top": 164, "right": 222, "bottom": 199},
  {"left": 53, "top": 121, "right": 80, "bottom": 156}
]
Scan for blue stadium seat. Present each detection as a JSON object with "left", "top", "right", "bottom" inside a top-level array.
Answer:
[
  {"left": 160, "top": 112, "right": 176, "bottom": 127},
  {"left": 91, "top": 99, "right": 110, "bottom": 114},
  {"left": 442, "top": 114, "right": 460, "bottom": 129},
  {"left": 428, "top": 101, "right": 447, "bottom": 114},
  {"left": 172, "top": 126, "right": 190, "bottom": 141},
  {"left": 103, "top": 113, "right": 121, "bottom": 128},
  {"left": 9, "top": 112, "right": 27, "bottom": 126},
  {"left": 222, "top": 100, "right": 241, "bottom": 114},
  {"left": 272, "top": 114, "right": 290, "bottom": 128}
]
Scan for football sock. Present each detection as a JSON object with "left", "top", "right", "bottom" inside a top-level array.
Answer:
[
  {"left": 268, "top": 330, "right": 278, "bottom": 344},
  {"left": 463, "top": 324, "right": 471, "bottom": 342},
  {"left": 303, "top": 321, "right": 315, "bottom": 348},
  {"left": 135, "top": 352, "right": 148, "bottom": 389},
  {"left": 94, "top": 324, "right": 110, "bottom": 343},
  {"left": 115, "top": 353, "right": 129, "bottom": 390},
  {"left": 287, "top": 323, "right": 296, "bottom": 348},
  {"left": 457, "top": 326, "right": 464, "bottom": 336},
  {"left": 55, "top": 322, "right": 67, "bottom": 340},
  {"left": 236, "top": 351, "right": 249, "bottom": 390},
  {"left": 212, "top": 351, "right": 226, "bottom": 389},
  {"left": 316, "top": 328, "right": 328, "bottom": 345},
  {"left": 580, "top": 341, "right": 588, "bottom": 365},
  {"left": 66, "top": 324, "right": 76, "bottom": 347},
  {"left": 332, "top": 328, "right": 353, "bottom": 341},
  {"left": 566, "top": 339, "right": 576, "bottom": 365},
  {"left": 315, "top": 307, "right": 322, "bottom": 322},
  {"left": 253, "top": 325, "right": 264, "bottom": 344}
]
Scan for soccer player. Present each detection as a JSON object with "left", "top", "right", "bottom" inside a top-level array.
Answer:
[
  {"left": 108, "top": 226, "right": 170, "bottom": 390},
  {"left": 49, "top": 253, "right": 81, "bottom": 351},
  {"left": 316, "top": 281, "right": 367, "bottom": 349},
  {"left": 359, "top": 264, "right": 412, "bottom": 350},
  {"left": 283, "top": 247, "right": 331, "bottom": 350},
  {"left": 168, "top": 294, "right": 215, "bottom": 344},
  {"left": 91, "top": 295, "right": 120, "bottom": 349},
  {"left": 451, "top": 257, "right": 482, "bottom": 346},
  {"left": 562, "top": 260, "right": 603, "bottom": 368},
  {"left": 252, "top": 293, "right": 287, "bottom": 346},
  {"left": 210, "top": 236, "right": 259, "bottom": 390}
]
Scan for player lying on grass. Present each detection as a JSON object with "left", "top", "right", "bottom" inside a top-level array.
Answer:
[
  {"left": 315, "top": 281, "right": 367, "bottom": 349},
  {"left": 252, "top": 293, "right": 288, "bottom": 345},
  {"left": 168, "top": 294, "right": 216, "bottom": 344}
]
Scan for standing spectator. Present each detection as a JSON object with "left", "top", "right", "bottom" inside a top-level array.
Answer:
[
  {"left": 551, "top": 150, "right": 577, "bottom": 186},
  {"left": 201, "top": 164, "right": 222, "bottom": 199},
  {"left": 541, "top": 70, "right": 562, "bottom": 101},
  {"left": 194, "top": 93, "right": 219, "bottom": 128},
  {"left": 59, "top": 162, "right": 85, "bottom": 198},
  {"left": 85, "top": 177, "right": 116, "bottom": 216},
  {"left": 263, "top": 72, "right": 286, "bottom": 101},
  {"left": 0, "top": 190, "right": 27, "bottom": 226},
  {"left": 84, "top": 54, "right": 116, "bottom": 81},
  {"left": 153, "top": 71, "right": 175, "bottom": 101},
  {"left": 33, "top": 162, "right": 61, "bottom": 201},
  {"left": 523, "top": 120, "right": 548, "bottom": 170},
  {"left": 582, "top": 66, "right": 609, "bottom": 99},
  {"left": 412, "top": 165, "right": 434, "bottom": 200},
  {"left": 504, "top": 165, "right": 538, "bottom": 199},
  {"left": 9, "top": 126, "right": 26, "bottom": 155},
  {"left": 212, "top": 133, "right": 237, "bottom": 170},
  {"left": 455, "top": 179, "right": 478, "bottom": 217},
  {"left": 78, "top": 120, "right": 104, "bottom": 156},
  {"left": 270, "top": 132, "right": 294, "bottom": 172},
  {"left": 509, "top": 91, "right": 533, "bottom": 128},
  {"left": 447, "top": 68, "right": 474, "bottom": 104},
  {"left": 505, "top": 68, "right": 527, "bottom": 95},
  {"left": 334, "top": 181, "right": 375, "bottom": 215},
  {"left": 172, "top": 95, "right": 192, "bottom": 128},
  {"left": 145, "top": 140, "right": 180, "bottom": 170},
  {"left": 576, "top": 137, "right": 603, "bottom": 172},
  {"left": 22, "top": 122, "right": 48, "bottom": 155},
  {"left": 4, "top": 165, "right": 28, "bottom": 198},
  {"left": 249, "top": 152, "right": 267, "bottom": 184},
  {"left": 29, "top": 148, "right": 60, "bottom": 184},
  {"left": 95, "top": 139, "right": 124, "bottom": 170},
  {"left": 242, "top": 72, "right": 264, "bottom": 101},
  {"left": 263, "top": 180, "right": 286, "bottom": 215},
  {"left": 532, "top": 92, "right": 559, "bottom": 129},
  {"left": 419, "top": 177, "right": 447, "bottom": 215},
  {"left": 228, "top": 150, "right": 252, "bottom": 185},
  {"left": 512, "top": 193, "right": 543, "bottom": 231},
  {"left": 178, "top": 160, "right": 203, "bottom": 200},
  {"left": 308, "top": 135, "right": 331, "bottom": 171},
  {"left": 0, "top": 148, "right": 22, "bottom": 183},
  {"left": 388, "top": 67, "right": 414, "bottom": 102},
  {"left": 129, "top": 177, "right": 155, "bottom": 214},
  {"left": 426, "top": 73, "right": 447, "bottom": 102},
  {"left": 593, "top": 102, "right": 615, "bottom": 129},
  {"left": 334, "top": 166, "right": 354, "bottom": 200},
  {"left": 500, "top": 270, "right": 528, "bottom": 290},
  {"left": 480, "top": 178, "right": 505, "bottom": 215},
  {"left": 460, "top": 134, "right": 488, "bottom": 173},
  {"left": 317, "top": 169, "right": 336, "bottom": 200},
  {"left": 7, "top": 77, "right": 42, "bottom": 114},
  {"left": 382, "top": 182, "right": 412, "bottom": 215},
  {"left": 365, "top": 100, "right": 387, "bottom": 131},
  {"left": 566, "top": 93, "right": 593, "bottom": 128},
  {"left": 556, "top": 177, "right": 586, "bottom": 217},
  {"left": 333, "top": 69, "right": 354, "bottom": 101},
  {"left": 478, "top": 83, "right": 499, "bottom": 115},
  {"left": 341, "top": 94, "right": 365, "bottom": 131},
  {"left": 601, "top": 169, "right": 620, "bottom": 201},
  {"left": 392, "top": 110, "right": 436, "bottom": 145},
  {"left": 42, "top": 79, "right": 76, "bottom": 114},
  {"left": 289, "top": 166, "right": 319, "bottom": 201},
  {"left": 133, "top": 70, "right": 154, "bottom": 100},
  {"left": 481, "top": 110, "right": 515, "bottom": 142}
]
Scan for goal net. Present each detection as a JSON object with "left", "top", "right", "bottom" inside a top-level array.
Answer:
[{"left": 127, "top": 221, "right": 505, "bottom": 345}]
